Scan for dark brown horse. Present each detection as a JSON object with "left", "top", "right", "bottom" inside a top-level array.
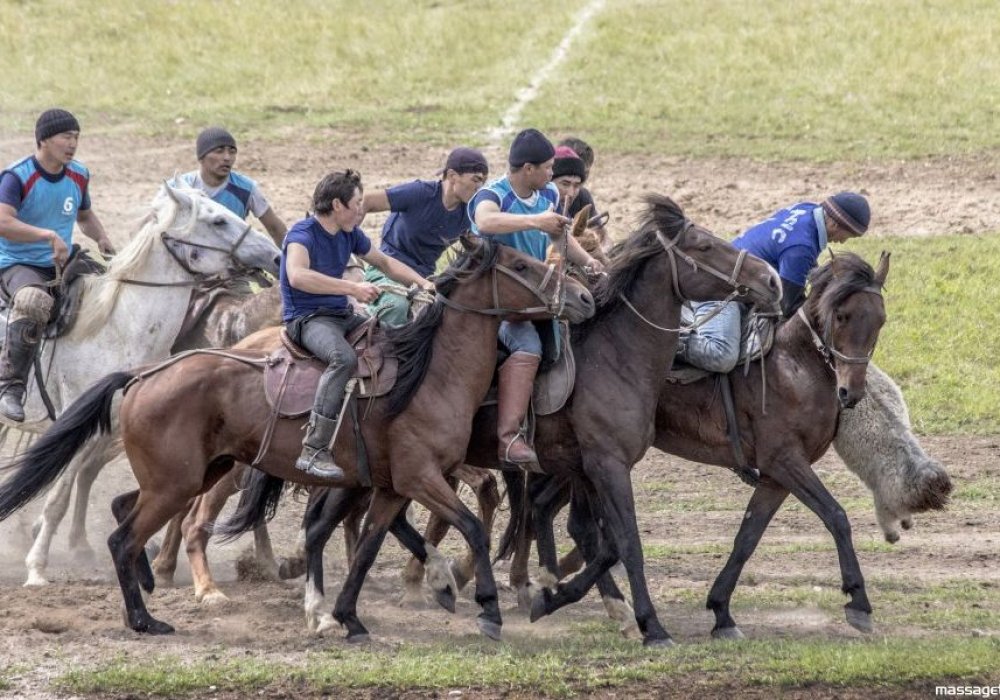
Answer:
[
  {"left": 0, "top": 236, "right": 595, "bottom": 638},
  {"left": 503, "top": 251, "right": 892, "bottom": 639},
  {"left": 226, "top": 195, "right": 783, "bottom": 645}
]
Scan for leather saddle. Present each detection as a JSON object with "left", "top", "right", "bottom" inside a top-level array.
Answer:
[
  {"left": 262, "top": 318, "right": 398, "bottom": 418},
  {"left": 666, "top": 310, "right": 776, "bottom": 385}
]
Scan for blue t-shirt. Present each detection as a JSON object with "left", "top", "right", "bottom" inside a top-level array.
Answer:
[
  {"left": 380, "top": 179, "right": 470, "bottom": 277},
  {"left": 469, "top": 176, "right": 559, "bottom": 261},
  {"left": 731, "top": 202, "right": 829, "bottom": 288},
  {"left": 173, "top": 170, "right": 263, "bottom": 220},
  {"left": 280, "top": 216, "right": 372, "bottom": 321},
  {"left": 0, "top": 156, "right": 91, "bottom": 268}
]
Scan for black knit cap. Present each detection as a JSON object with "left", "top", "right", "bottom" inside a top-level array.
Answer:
[
  {"left": 508, "top": 128, "right": 555, "bottom": 168},
  {"left": 552, "top": 145, "right": 587, "bottom": 182},
  {"left": 35, "top": 109, "right": 80, "bottom": 144},
  {"left": 822, "top": 192, "right": 871, "bottom": 236},
  {"left": 196, "top": 126, "right": 237, "bottom": 159},
  {"left": 442, "top": 147, "right": 489, "bottom": 176}
]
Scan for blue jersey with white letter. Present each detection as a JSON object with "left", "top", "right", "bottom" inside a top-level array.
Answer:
[
  {"left": 469, "top": 176, "right": 559, "bottom": 261},
  {"left": 731, "top": 202, "right": 828, "bottom": 288},
  {"left": 0, "top": 156, "right": 91, "bottom": 268}
]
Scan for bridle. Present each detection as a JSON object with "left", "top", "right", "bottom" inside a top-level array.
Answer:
[
  {"left": 619, "top": 220, "right": 759, "bottom": 333},
  {"left": 796, "top": 285, "right": 884, "bottom": 368},
  {"left": 434, "top": 256, "right": 566, "bottom": 318}
]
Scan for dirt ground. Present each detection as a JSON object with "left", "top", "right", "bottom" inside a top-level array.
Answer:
[{"left": 0, "top": 134, "right": 997, "bottom": 698}]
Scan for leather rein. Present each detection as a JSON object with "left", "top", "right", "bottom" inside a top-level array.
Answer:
[{"left": 434, "top": 260, "right": 565, "bottom": 317}]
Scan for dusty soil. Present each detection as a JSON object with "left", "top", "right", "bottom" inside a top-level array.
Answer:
[{"left": 0, "top": 134, "right": 997, "bottom": 698}]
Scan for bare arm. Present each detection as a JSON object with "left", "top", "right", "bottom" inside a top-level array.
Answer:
[
  {"left": 77, "top": 208, "right": 116, "bottom": 255},
  {"left": 362, "top": 190, "right": 391, "bottom": 214},
  {"left": 285, "top": 242, "right": 377, "bottom": 301},
  {"left": 0, "top": 202, "right": 70, "bottom": 265},
  {"left": 473, "top": 199, "right": 569, "bottom": 237},
  {"left": 257, "top": 207, "right": 287, "bottom": 246},
  {"left": 361, "top": 248, "right": 434, "bottom": 290}
]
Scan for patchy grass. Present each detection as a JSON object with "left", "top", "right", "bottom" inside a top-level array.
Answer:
[{"left": 55, "top": 634, "right": 1000, "bottom": 697}]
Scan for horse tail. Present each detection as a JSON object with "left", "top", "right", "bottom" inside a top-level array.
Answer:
[
  {"left": 0, "top": 370, "right": 134, "bottom": 522},
  {"left": 214, "top": 470, "right": 286, "bottom": 543},
  {"left": 493, "top": 470, "right": 527, "bottom": 563}
]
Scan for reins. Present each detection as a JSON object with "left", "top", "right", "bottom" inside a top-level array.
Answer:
[
  {"left": 434, "top": 261, "right": 564, "bottom": 317},
  {"left": 796, "top": 284, "right": 883, "bottom": 368}
]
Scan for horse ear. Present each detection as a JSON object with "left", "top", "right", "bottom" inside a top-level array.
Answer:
[
  {"left": 874, "top": 250, "right": 891, "bottom": 286},
  {"left": 459, "top": 234, "right": 481, "bottom": 252},
  {"left": 570, "top": 203, "right": 592, "bottom": 241},
  {"left": 162, "top": 180, "right": 191, "bottom": 208}
]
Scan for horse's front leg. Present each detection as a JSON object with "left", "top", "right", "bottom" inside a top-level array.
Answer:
[
  {"left": 775, "top": 461, "right": 874, "bottom": 633},
  {"left": 400, "top": 476, "right": 459, "bottom": 606},
  {"left": 67, "top": 449, "right": 112, "bottom": 562},
  {"left": 151, "top": 508, "right": 186, "bottom": 587},
  {"left": 529, "top": 473, "right": 571, "bottom": 591},
  {"left": 706, "top": 476, "right": 788, "bottom": 640},
  {"left": 25, "top": 452, "right": 86, "bottom": 586}
]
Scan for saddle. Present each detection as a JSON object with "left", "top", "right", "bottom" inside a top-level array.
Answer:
[
  {"left": 262, "top": 319, "right": 398, "bottom": 418},
  {"left": 665, "top": 310, "right": 776, "bottom": 385}
]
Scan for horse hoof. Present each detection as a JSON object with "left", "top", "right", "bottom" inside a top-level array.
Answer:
[
  {"left": 137, "top": 618, "right": 175, "bottom": 635},
  {"left": 433, "top": 586, "right": 457, "bottom": 614},
  {"left": 23, "top": 572, "right": 49, "bottom": 588},
  {"left": 278, "top": 557, "right": 307, "bottom": 580},
  {"left": 711, "top": 626, "right": 745, "bottom": 641},
  {"left": 883, "top": 530, "right": 900, "bottom": 544},
  {"left": 346, "top": 632, "right": 370, "bottom": 644},
  {"left": 198, "top": 590, "right": 230, "bottom": 606},
  {"left": 477, "top": 618, "right": 502, "bottom": 641},
  {"left": 314, "top": 615, "right": 337, "bottom": 637},
  {"left": 643, "top": 636, "right": 675, "bottom": 648},
  {"left": 529, "top": 591, "right": 549, "bottom": 623},
  {"left": 845, "top": 608, "right": 874, "bottom": 634},
  {"left": 515, "top": 585, "right": 535, "bottom": 614}
]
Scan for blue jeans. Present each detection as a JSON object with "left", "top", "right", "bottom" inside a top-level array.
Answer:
[
  {"left": 499, "top": 320, "right": 542, "bottom": 358},
  {"left": 681, "top": 301, "right": 743, "bottom": 373}
]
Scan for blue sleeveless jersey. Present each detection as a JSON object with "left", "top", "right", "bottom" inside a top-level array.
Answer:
[
  {"left": 731, "top": 202, "right": 828, "bottom": 288},
  {"left": 176, "top": 170, "right": 256, "bottom": 219},
  {"left": 469, "top": 177, "right": 559, "bottom": 261},
  {"left": 0, "top": 156, "right": 90, "bottom": 268}
]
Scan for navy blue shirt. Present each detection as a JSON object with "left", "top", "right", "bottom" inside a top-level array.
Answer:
[
  {"left": 731, "top": 202, "right": 829, "bottom": 288},
  {"left": 380, "top": 179, "right": 470, "bottom": 277},
  {"left": 280, "top": 216, "right": 372, "bottom": 321}
]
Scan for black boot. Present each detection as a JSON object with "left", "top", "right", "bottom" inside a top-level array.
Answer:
[
  {"left": 0, "top": 319, "right": 41, "bottom": 423},
  {"left": 295, "top": 412, "right": 345, "bottom": 479}
]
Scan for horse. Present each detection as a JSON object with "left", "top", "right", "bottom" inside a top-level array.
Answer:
[
  {"left": 0, "top": 183, "right": 280, "bottom": 587},
  {"left": 501, "top": 251, "right": 896, "bottom": 640},
  {"left": 225, "top": 195, "right": 783, "bottom": 645},
  {"left": 0, "top": 235, "right": 596, "bottom": 637}
]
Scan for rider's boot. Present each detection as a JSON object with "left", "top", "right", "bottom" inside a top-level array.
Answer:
[
  {"left": 0, "top": 318, "right": 42, "bottom": 423},
  {"left": 295, "top": 412, "right": 345, "bottom": 480},
  {"left": 497, "top": 352, "right": 541, "bottom": 471}
]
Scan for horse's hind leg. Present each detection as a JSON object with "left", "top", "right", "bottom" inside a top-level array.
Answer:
[
  {"left": 452, "top": 465, "right": 500, "bottom": 591},
  {"left": 706, "top": 476, "right": 788, "bottom": 640},
  {"left": 108, "top": 488, "right": 189, "bottom": 634},
  {"left": 24, "top": 452, "right": 86, "bottom": 586},
  {"left": 152, "top": 508, "right": 187, "bottom": 587},
  {"left": 67, "top": 450, "right": 111, "bottom": 562},
  {"left": 388, "top": 507, "right": 458, "bottom": 613}
]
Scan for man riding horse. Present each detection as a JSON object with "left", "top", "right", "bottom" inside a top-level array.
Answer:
[
  {"left": 0, "top": 109, "right": 116, "bottom": 422},
  {"left": 280, "top": 169, "right": 434, "bottom": 479}
]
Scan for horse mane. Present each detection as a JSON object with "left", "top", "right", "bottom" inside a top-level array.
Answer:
[
  {"left": 573, "top": 194, "right": 687, "bottom": 337},
  {"left": 803, "top": 252, "right": 878, "bottom": 329},
  {"left": 384, "top": 238, "right": 501, "bottom": 417},
  {"left": 69, "top": 191, "right": 187, "bottom": 340}
]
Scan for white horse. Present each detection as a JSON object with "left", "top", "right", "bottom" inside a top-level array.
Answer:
[{"left": 3, "top": 182, "right": 280, "bottom": 586}]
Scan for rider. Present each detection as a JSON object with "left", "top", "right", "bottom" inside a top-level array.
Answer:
[
  {"left": 470, "top": 128, "right": 604, "bottom": 470},
  {"left": 172, "top": 126, "right": 287, "bottom": 246},
  {"left": 557, "top": 137, "right": 611, "bottom": 253},
  {"left": 0, "top": 109, "right": 116, "bottom": 422},
  {"left": 361, "top": 147, "right": 488, "bottom": 327},
  {"left": 281, "top": 170, "right": 434, "bottom": 479},
  {"left": 678, "top": 192, "right": 871, "bottom": 373}
]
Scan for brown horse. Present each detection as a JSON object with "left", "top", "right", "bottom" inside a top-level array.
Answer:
[
  {"left": 0, "top": 236, "right": 595, "bottom": 638},
  {"left": 225, "top": 195, "right": 783, "bottom": 645},
  {"left": 502, "top": 251, "right": 893, "bottom": 639}
]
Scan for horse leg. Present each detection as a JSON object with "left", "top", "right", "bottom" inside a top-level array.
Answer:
[
  {"left": 451, "top": 465, "right": 500, "bottom": 591},
  {"left": 388, "top": 507, "right": 458, "bottom": 613},
  {"left": 400, "top": 476, "right": 459, "bottom": 607},
  {"left": 529, "top": 474, "right": 571, "bottom": 591},
  {"left": 66, "top": 450, "right": 109, "bottom": 563},
  {"left": 183, "top": 489, "right": 230, "bottom": 605},
  {"left": 332, "top": 488, "right": 409, "bottom": 642},
  {"left": 706, "top": 477, "right": 788, "bottom": 640},
  {"left": 773, "top": 462, "right": 874, "bottom": 633},
  {"left": 108, "top": 488, "right": 190, "bottom": 635},
  {"left": 151, "top": 508, "right": 187, "bottom": 587},
  {"left": 303, "top": 487, "right": 367, "bottom": 635}
]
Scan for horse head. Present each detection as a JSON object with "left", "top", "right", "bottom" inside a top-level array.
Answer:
[
  {"left": 158, "top": 182, "right": 280, "bottom": 279},
  {"left": 804, "top": 250, "right": 889, "bottom": 408},
  {"left": 447, "top": 235, "right": 595, "bottom": 324}
]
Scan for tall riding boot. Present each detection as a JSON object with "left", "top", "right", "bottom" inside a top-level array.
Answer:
[
  {"left": 295, "top": 412, "right": 345, "bottom": 479},
  {"left": 497, "top": 352, "right": 541, "bottom": 471},
  {"left": 0, "top": 319, "right": 42, "bottom": 423}
]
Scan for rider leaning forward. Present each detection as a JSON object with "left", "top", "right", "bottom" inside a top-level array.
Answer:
[{"left": 280, "top": 169, "right": 434, "bottom": 479}]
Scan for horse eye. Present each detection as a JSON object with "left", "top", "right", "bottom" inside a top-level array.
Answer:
[
  {"left": 514, "top": 260, "right": 528, "bottom": 272},
  {"left": 836, "top": 312, "right": 847, "bottom": 323},
  {"left": 214, "top": 217, "right": 227, "bottom": 226}
]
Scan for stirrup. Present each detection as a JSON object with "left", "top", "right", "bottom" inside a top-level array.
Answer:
[{"left": 295, "top": 446, "right": 345, "bottom": 480}]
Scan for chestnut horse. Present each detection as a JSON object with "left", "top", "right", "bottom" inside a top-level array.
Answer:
[
  {"left": 225, "top": 195, "right": 783, "bottom": 645},
  {"left": 0, "top": 236, "right": 595, "bottom": 638},
  {"left": 502, "top": 251, "right": 892, "bottom": 639}
]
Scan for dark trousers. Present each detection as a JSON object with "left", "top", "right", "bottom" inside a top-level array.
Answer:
[{"left": 293, "top": 313, "right": 362, "bottom": 418}]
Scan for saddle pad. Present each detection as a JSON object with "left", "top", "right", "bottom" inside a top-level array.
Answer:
[
  {"left": 533, "top": 321, "right": 576, "bottom": 416},
  {"left": 665, "top": 311, "right": 776, "bottom": 385},
  {"left": 264, "top": 333, "right": 398, "bottom": 417}
]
